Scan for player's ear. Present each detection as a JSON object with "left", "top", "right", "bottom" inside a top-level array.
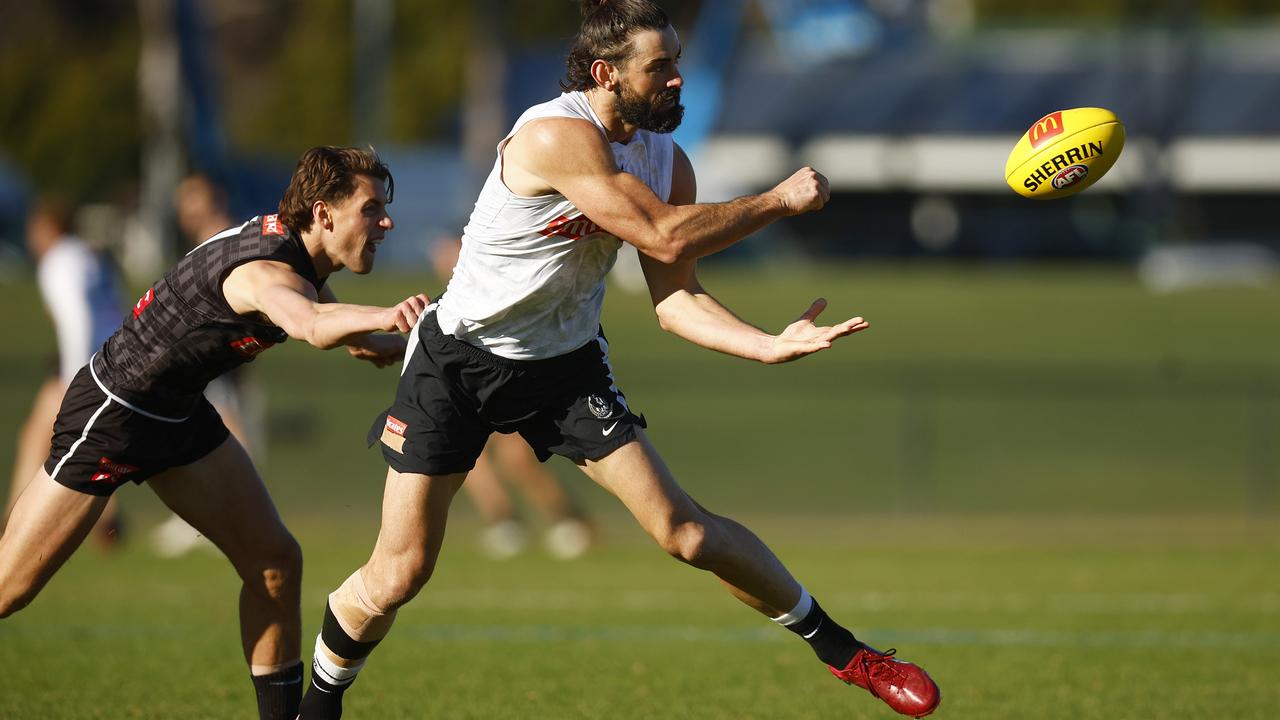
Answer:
[
  {"left": 590, "top": 58, "right": 618, "bottom": 92},
  {"left": 312, "top": 200, "right": 332, "bottom": 231}
]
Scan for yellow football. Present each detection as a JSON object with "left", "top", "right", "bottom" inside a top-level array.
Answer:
[{"left": 1005, "top": 107, "right": 1125, "bottom": 199}]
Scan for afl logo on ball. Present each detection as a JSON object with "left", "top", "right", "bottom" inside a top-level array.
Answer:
[
  {"left": 586, "top": 395, "right": 613, "bottom": 419},
  {"left": 1052, "top": 164, "right": 1089, "bottom": 190}
]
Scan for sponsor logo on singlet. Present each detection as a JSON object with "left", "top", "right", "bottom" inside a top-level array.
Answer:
[
  {"left": 91, "top": 457, "right": 139, "bottom": 484},
  {"left": 538, "top": 214, "right": 604, "bottom": 241},
  {"left": 230, "top": 336, "right": 275, "bottom": 358},
  {"left": 262, "top": 214, "right": 287, "bottom": 236},
  {"left": 381, "top": 415, "right": 408, "bottom": 453},
  {"left": 132, "top": 288, "right": 155, "bottom": 318}
]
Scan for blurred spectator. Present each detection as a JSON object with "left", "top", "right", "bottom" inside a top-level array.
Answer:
[
  {"left": 4, "top": 196, "right": 127, "bottom": 547},
  {"left": 431, "top": 233, "right": 595, "bottom": 559}
]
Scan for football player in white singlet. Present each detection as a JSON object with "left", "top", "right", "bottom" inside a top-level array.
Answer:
[{"left": 300, "top": 3, "right": 939, "bottom": 719}]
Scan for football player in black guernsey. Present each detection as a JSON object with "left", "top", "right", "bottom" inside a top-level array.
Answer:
[{"left": 0, "top": 146, "right": 428, "bottom": 720}]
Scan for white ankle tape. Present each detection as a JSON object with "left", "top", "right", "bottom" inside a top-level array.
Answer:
[
  {"left": 313, "top": 635, "right": 365, "bottom": 686},
  {"left": 771, "top": 587, "right": 813, "bottom": 626}
]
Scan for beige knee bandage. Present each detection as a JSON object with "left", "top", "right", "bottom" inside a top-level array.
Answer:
[{"left": 327, "top": 568, "right": 398, "bottom": 647}]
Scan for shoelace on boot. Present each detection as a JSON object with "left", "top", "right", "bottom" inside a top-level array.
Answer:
[{"left": 855, "top": 647, "right": 907, "bottom": 700}]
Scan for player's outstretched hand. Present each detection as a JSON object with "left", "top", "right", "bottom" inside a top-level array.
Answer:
[
  {"left": 770, "top": 167, "right": 831, "bottom": 216},
  {"left": 382, "top": 293, "right": 430, "bottom": 333},
  {"left": 347, "top": 333, "right": 407, "bottom": 368},
  {"left": 763, "top": 298, "right": 869, "bottom": 364}
]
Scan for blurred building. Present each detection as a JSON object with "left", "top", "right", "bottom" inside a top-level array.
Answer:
[{"left": 4, "top": 1, "right": 1280, "bottom": 272}]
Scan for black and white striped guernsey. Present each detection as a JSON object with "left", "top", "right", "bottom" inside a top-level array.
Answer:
[{"left": 91, "top": 214, "right": 323, "bottom": 419}]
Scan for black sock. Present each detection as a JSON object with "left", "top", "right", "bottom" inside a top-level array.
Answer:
[
  {"left": 251, "top": 662, "right": 303, "bottom": 720},
  {"left": 298, "top": 662, "right": 351, "bottom": 720},
  {"left": 783, "top": 597, "right": 860, "bottom": 668},
  {"left": 298, "top": 601, "right": 384, "bottom": 720}
]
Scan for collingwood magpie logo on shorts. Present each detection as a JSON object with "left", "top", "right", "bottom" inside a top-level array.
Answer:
[{"left": 586, "top": 394, "right": 613, "bottom": 419}]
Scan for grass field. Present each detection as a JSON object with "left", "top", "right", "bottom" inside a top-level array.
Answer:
[{"left": 1, "top": 262, "right": 1278, "bottom": 718}]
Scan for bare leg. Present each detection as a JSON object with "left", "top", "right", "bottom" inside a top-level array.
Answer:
[
  {"left": 149, "top": 389, "right": 255, "bottom": 559},
  {"left": 339, "top": 467, "right": 467, "bottom": 651},
  {"left": 460, "top": 449, "right": 514, "bottom": 525},
  {"left": 148, "top": 435, "right": 302, "bottom": 669},
  {"left": 5, "top": 379, "right": 64, "bottom": 520},
  {"left": 461, "top": 448, "right": 529, "bottom": 559},
  {"left": 577, "top": 429, "right": 800, "bottom": 617},
  {"left": 0, "top": 470, "right": 108, "bottom": 616},
  {"left": 299, "top": 468, "right": 465, "bottom": 719},
  {"left": 5, "top": 378, "right": 122, "bottom": 544},
  {"left": 489, "top": 432, "right": 584, "bottom": 522}
]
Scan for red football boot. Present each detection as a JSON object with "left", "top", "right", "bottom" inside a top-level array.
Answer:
[{"left": 828, "top": 645, "right": 940, "bottom": 718}]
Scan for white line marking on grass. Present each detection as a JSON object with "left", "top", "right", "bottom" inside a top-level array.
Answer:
[
  {"left": 418, "top": 589, "right": 1280, "bottom": 615},
  {"left": 5, "top": 623, "right": 1277, "bottom": 651},
  {"left": 393, "top": 624, "right": 1280, "bottom": 650}
]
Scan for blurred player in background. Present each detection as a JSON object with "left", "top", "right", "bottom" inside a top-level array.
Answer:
[
  {"left": 0, "top": 147, "right": 428, "bottom": 720},
  {"left": 4, "top": 196, "right": 126, "bottom": 545},
  {"left": 430, "top": 234, "right": 595, "bottom": 560},
  {"left": 150, "top": 173, "right": 265, "bottom": 558},
  {"left": 298, "top": 2, "right": 938, "bottom": 719},
  {"left": 464, "top": 439, "right": 594, "bottom": 559}
]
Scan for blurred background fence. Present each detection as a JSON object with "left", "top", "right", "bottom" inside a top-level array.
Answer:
[
  {"left": 4, "top": 1, "right": 1280, "bottom": 270},
  {"left": 1, "top": 0, "right": 1278, "bottom": 517}
]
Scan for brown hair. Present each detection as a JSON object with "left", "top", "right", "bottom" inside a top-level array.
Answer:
[
  {"left": 560, "top": 0, "right": 670, "bottom": 92},
  {"left": 29, "top": 193, "right": 75, "bottom": 235},
  {"left": 278, "top": 146, "right": 393, "bottom": 233}
]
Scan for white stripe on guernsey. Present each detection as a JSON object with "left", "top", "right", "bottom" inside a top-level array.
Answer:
[
  {"left": 312, "top": 635, "right": 365, "bottom": 686},
  {"left": 771, "top": 587, "right": 814, "bottom": 627},
  {"left": 89, "top": 354, "right": 189, "bottom": 423},
  {"left": 186, "top": 219, "right": 252, "bottom": 256},
  {"left": 48, "top": 396, "right": 112, "bottom": 481}
]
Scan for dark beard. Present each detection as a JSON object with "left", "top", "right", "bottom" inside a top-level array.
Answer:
[{"left": 614, "top": 83, "right": 684, "bottom": 134}]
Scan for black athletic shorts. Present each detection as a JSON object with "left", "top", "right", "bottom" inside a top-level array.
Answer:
[
  {"left": 369, "top": 313, "right": 647, "bottom": 476},
  {"left": 43, "top": 364, "right": 230, "bottom": 496}
]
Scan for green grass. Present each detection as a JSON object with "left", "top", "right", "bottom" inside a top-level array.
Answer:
[{"left": 1, "top": 263, "right": 1278, "bottom": 718}]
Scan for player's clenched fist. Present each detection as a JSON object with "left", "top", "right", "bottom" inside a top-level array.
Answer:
[
  {"left": 770, "top": 167, "right": 831, "bottom": 216},
  {"left": 383, "top": 293, "right": 430, "bottom": 333}
]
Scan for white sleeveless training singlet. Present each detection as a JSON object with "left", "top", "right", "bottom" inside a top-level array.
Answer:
[
  {"left": 38, "top": 236, "right": 125, "bottom": 381},
  {"left": 434, "top": 91, "right": 674, "bottom": 360}
]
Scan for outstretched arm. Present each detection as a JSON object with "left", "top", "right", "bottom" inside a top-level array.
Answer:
[
  {"left": 222, "top": 260, "right": 428, "bottom": 350},
  {"left": 505, "top": 119, "right": 829, "bottom": 264},
  {"left": 315, "top": 285, "right": 416, "bottom": 367},
  {"left": 640, "top": 149, "right": 868, "bottom": 363},
  {"left": 641, "top": 257, "right": 869, "bottom": 364}
]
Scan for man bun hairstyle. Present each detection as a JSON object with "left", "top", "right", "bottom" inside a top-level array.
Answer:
[
  {"left": 561, "top": 0, "right": 670, "bottom": 92},
  {"left": 278, "top": 146, "right": 394, "bottom": 233}
]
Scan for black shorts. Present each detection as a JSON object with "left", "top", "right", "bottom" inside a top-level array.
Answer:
[
  {"left": 43, "top": 365, "right": 230, "bottom": 496},
  {"left": 369, "top": 314, "right": 646, "bottom": 476}
]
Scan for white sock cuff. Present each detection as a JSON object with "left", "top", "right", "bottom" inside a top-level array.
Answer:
[
  {"left": 313, "top": 634, "right": 365, "bottom": 686},
  {"left": 771, "top": 587, "right": 813, "bottom": 626}
]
